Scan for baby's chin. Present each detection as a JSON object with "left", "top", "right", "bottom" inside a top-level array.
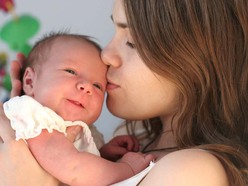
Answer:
[{"left": 63, "top": 116, "right": 92, "bottom": 125}]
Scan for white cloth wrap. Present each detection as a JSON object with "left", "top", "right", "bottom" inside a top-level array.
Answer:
[{"left": 3, "top": 95, "right": 100, "bottom": 156}]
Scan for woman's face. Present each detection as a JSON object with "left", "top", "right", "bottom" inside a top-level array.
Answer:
[{"left": 101, "top": 0, "right": 180, "bottom": 120}]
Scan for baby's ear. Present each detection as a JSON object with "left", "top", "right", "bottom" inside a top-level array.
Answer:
[{"left": 22, "top": 67, "right": 35, "bottom": 96}]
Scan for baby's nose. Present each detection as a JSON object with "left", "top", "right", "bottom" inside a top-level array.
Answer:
[{"left": 77, "top": 82, "right": 93, "bottom": 95}]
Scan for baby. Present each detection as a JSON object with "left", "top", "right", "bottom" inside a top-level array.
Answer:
[{"left": 3, "top": 32, "right": 153, "bottom": 186}]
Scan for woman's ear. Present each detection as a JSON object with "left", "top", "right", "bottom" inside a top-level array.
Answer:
[{"left": 22, "top": 67, "right": 35, "bottom": 96}]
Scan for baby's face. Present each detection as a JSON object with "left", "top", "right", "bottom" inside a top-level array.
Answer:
[{"left": 31, "top": 39, "right": 107, "bottom": 124}]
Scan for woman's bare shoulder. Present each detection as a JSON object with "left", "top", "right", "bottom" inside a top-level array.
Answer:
[{"left": 139, "top": 149, "right": 229, "bottom": 186}]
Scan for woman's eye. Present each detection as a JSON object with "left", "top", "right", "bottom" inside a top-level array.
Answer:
[
  {"left": 65, "top": 69, "right": 77, "bottom": 75},
  {"left": 126, "top": 41, "right": 135, "bottom": 49}
]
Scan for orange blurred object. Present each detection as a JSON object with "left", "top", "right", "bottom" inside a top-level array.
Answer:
[{"left": 0, "top": 0, "right": 14, "bottom": 13}]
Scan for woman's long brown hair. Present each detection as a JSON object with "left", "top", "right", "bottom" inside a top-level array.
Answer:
[{"left": 124, "top": 0, "right": 248, "bottom": 185}]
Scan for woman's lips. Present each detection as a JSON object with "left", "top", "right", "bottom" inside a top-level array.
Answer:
[{"left": 106, "top": 80, "right": 120, "bottom": 91}]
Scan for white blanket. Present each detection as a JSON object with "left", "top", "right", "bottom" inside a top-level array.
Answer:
[{"left": 3, "top": 95, "right": 100, "bottom": 156}]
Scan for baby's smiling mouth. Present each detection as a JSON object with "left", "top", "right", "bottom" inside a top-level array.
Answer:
[{"left": 67, "top": 99, "right": 84, "bottom": 108}]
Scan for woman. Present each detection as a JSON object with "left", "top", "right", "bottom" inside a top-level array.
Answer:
[
  {"left": 1, "top": 0, "right": 248, "bottom": 185},
  {"left": 102, "top": 0, "right": 248, "bottom": 185}
]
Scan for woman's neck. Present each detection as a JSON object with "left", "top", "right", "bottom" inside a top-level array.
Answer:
[
  {"left": 143, "top": 132, "right": 177, "bottom": 161},
  {"left": 142, "top": 115, "right": 178, "bottom": 160},
  {"left": 146, "top": 130, "right": 177, "bottom": 151},
  {"left": 158, "top": 114, "right": 177, "bottom": 147}
]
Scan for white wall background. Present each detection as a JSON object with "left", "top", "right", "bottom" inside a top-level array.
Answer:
[{"left": 0, "top": 0, "right": 123, "bottom": 142}]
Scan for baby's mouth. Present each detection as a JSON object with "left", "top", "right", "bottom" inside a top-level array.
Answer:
[{"left": 67, "top": 99, "right": 84, "bottom": 108}]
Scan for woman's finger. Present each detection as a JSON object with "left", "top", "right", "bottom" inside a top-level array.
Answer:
[
  {"left": 10, "top": 53, "right": 25, "bottom": 97},
  {"left": 10, "top": 60, "right": 22, "bottom": 97},
  {"left": 16, "top": 53, "right": 25, "bottom": 66}
]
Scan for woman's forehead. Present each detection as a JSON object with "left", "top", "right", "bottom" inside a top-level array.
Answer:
[{"left": 112, "top": 0, "right": 127, "bottom": 25}]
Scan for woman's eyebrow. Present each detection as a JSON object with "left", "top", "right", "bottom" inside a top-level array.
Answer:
[{"left": 110, "top": 15, "right": 128, "bottom": 28}]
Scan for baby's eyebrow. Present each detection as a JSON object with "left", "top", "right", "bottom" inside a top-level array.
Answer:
[{"left": 110, "top": 15, "right": 128, "bottom": 29}]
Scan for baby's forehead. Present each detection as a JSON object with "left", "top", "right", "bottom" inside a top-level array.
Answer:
[{"left": 53, "top": 36, "right": 100, "bottom": 52}]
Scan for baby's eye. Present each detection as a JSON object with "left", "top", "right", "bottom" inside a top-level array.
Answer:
[
  {"left": 126, "top": 41, "right": 136, "bottom": 49},
  {"left": 65, "top": 69, "right": 77, "bottom": 75},
  {"left": 93, "top": 83, "right": 102, "bottom": 91}
]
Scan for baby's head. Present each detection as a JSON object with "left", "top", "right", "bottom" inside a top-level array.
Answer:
[
  {"left": 21, "top": 31, "right": 107, "bottom": 124},
  {"left": 21, "top": 31, "right": 102, "bottom": 84}
]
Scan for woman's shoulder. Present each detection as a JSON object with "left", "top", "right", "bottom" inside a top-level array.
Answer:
[{"left": 139, "top": 149, "right": 229, "bottom": 186}]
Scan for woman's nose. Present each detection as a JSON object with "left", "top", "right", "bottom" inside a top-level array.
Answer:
[
  {"left": 77, "top": 82, "right": 92, "bottom": 95},
  {"left": 101, "top": 41, "right": 121, "bottom": 67}
]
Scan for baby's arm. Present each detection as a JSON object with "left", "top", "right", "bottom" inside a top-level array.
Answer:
[{"left": 27, "top": 129, "right": 154, "bottom": 186}]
